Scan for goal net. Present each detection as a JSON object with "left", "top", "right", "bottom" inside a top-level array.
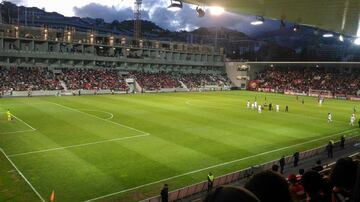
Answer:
[{"left": 308, "top": 89, "right": 332, "bottom": 98}]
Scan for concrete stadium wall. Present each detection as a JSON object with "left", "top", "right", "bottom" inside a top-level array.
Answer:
[{"left": 225, "top": 62, "right": 249, "bottom": 88}]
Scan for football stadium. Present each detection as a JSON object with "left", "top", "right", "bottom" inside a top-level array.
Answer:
[{"left": 0, "top": 1, "right": 360, "bottom": 202}]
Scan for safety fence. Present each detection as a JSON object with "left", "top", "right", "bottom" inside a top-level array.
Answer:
[{"left": 142, "top": 136, "right": 360, "bottom": 202}]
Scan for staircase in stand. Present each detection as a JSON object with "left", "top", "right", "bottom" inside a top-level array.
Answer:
[
  {"left": 179, "top": 81, "right": 189, "bottom": 91},
  {"left": 60, "top": 80, "right": 68, "bottom": 91}
]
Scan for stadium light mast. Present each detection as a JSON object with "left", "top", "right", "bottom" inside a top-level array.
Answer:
[{"left": 133, "top": 0, "right": 142, "bottom": 40}]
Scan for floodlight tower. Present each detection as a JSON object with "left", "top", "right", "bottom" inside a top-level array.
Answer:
[{"left": 133, "top": 0, "right": 142, "bottom": 40}]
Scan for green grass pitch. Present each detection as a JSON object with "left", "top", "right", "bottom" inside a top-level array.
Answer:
[{"left": 0, "top": 91, "right": 359, "bottom": 202}]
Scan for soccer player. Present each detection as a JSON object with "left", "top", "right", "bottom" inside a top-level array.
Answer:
[
  {"left": 327, "top": 113, "right": 332, "bottom": 123},
  {"left": 285, "top": 105, "right": 289, "bottom": 112},
  {"left": 276, "top": 104, "right": 280, "bottom": 112},
  {"left": 254, "top": 101, "right": 258, "bottom": 109},
  {"left": 6, "top": 109, "right": 11, "bottom": 121},
  {"left": 251, "top": 103, "right": 255, "bottom": 110},
  {"left": 246, "top": 100, "right": 250, "bottom": 109},
  {"left": 258, "top": 105, "right": 262, "bottom": 113},
  {"left": 350, "top": 114, "right": 355, "bottom": 126}
]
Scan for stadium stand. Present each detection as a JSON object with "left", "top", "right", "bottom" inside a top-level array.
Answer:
[
  {"left": 0, "top": 67, "right": 63, "bottom": 91},
  {"left": 180, "top": 73, "right": 230, "bottom": 90},
  {"left": 0, "top": 66, "right": 230, "bottom": 95},
  {"left": 130, "top": 71, "right": 182, "bottom": 90},
  {"left": 60, "top": 68, "right": 128, "bottom": 91},
  {"left": 253, "top": 67, "right": 360, "bottom": 96}
]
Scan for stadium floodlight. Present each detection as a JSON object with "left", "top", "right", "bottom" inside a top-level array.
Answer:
[
  {"left": 354, "top": 38, "right": 360, "bottom": 45},
  {"left": 209, "top": 6, "right": 224, "bottom": 16},
  {"left": 339, "top": 35, "right": 344, "bottom": 42},
  {"left": 251, "top": 16, "right": 264, "bottom": 25},
  {"left": 196, "top": 6, "right": 205, "bottom": 17},
  {"left": 168, "top": 0, "right": 183, "bottom": 11},
  {"left": 322, "top": 33, "right": 334, "bottom": 38}
]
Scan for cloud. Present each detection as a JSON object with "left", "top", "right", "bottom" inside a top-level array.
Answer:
[
  {"left": 73, "top": 3, "right": 149, "bottom": 22},
  {"left": 8, "top": 0, "right": 25, "bottom": 5},
  {"left": 73, "top": 1, "right": 279, "bottom": 35}
]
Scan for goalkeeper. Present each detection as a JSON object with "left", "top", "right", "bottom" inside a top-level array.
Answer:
[{"left": 6, "top": 109, "right": 12, "bottom": 121}]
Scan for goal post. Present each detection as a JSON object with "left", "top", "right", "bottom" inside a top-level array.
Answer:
[{"left": 308, "top": 89, "right": 332, "bottom": 98}]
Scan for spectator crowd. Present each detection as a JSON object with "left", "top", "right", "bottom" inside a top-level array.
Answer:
[
  {"left": 60, "top": 69, "right": 128, "bottom": 91},
  {"left": 0, "top": 67, "right": 63, "bottom": 92},
  {"left": 131, "top": 71, "right": 181, "bottom": 90},
  {"left": 254, "top": 67, "right": 360, "bottom": 95},
  {"left": 0, "top": 67, "right": 230, "bottom": 93}
]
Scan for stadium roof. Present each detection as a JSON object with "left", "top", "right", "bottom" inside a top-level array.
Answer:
[{"left": 183, "top": 0, "right": 360, "bottom": 37}]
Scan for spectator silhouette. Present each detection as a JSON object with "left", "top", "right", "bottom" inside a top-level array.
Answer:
[
  {"left": 302, "top": 170, "right": 331, "bottom": 202},
  {"left": 204, "top": 186, "right": 260, "bottom": 202},
  {"left": 245, "top": 170, "right": 292, "bottom": 202},
  {"left": 330, "top": 157, "right": 359, "bottom": 202}
]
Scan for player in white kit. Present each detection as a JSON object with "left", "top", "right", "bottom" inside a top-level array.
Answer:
[
  {"left": 247, "top": 100, "right": 250, "bottom": 109},
  {"left": 276, "top": 104, "right": 279, "bottom": 112},
  {"left": 258, "top": 105, "right": 262, "bottom": 113},
  {"left": 327, "top": 113, "right": 332, "bottom": 123},
  {"left": 254, "top": 101, "right": 258, "bottom": 108},
  {"left": 350, "top": 114, "right": 355, "bottom": 126}
]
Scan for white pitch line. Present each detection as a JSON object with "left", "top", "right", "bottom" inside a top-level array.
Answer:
[
  {"left": 8, "top": 133, "right": 150, "bottom": 157},
  {"left": 0, "top": 113, "right": 36, "bottom": 134},
  {"left": 48, "top": 102, "right": 149, "bottom": 135},
  {"left": 85, "top": 128, "right": 359, "bottom": 202},
  {"left": 11, "top": 114, "right": 36, "bottom": 131},
  {"left": 0, "top": 129, "right": 36, "bottom": 135},
  {"left": 0, "top": 147, "right": 45, "bottom": 202}
]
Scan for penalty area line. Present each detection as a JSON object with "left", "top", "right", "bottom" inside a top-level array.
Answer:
[
  {"left": 84, "top": 128, "right": 359, "bottom": 202},
  {"left": 11, "top": 114, "right": 37, "bottom": 131},
  {"left": 0, "top": 147, "right": 45, "bottom": 202},
  {"left": 8, "top": 133, "right": 150, "bottom": 157},
  {"left": 0, "top": 113, "right": 37, "bottom": 134}
]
